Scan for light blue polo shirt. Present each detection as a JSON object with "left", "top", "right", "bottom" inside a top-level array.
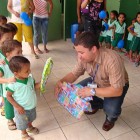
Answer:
[
  {"left": 7, "top": 76, "right": 37, "bottom": 110},
  {"left": 0, "top": 50, "right": 5, "bottom": 96},
  {"left": 115, "top": 21, "right": 126, "bottom": 34},
  {"left": 106, "top": 19, "right": 117, "bottom": 37},
  {"left": 134, "top": 22, "right": 140, "bottom": 37},
  {"left": 100, "top": 21, "right": 107, "bottom": 37},
  {"left": 0, "top": 58, "right": 13, "bottom": 97},
  {"left": 127, "top": 32, "right": 133, "bottom": 41},
  {"left": 0, "top": 50, "right": 5, "bottom": 59}
]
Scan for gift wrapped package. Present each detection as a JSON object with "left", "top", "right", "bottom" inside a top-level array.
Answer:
[{"left": 57, "top": 83, "right": 92, "bottom": 119}]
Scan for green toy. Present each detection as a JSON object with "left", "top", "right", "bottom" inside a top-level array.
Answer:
[{"left": 40, "top": 57, "right": 53, "bottom": 94}]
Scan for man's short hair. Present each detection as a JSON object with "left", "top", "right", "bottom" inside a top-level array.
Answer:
[{"left": 74, "top": 31, "right": 100, "bottom": 50}]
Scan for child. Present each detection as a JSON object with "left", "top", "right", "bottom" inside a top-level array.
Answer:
[
  {"left": 106, "top": 10, "right": 118, "bottom": 48},
  {"left": 0, "top": 25, "right": 13, "bottom": 46},
  {"left": 128, "top": 12, "right": 140, "bottom": 67},
  {"left": 111, "top": 12, "right": 126, "bottom": 51},
  {"left": 81, "top": 0, "right": 106, "bottom": 37},
  {"left": 7, "top": 56, "right": 40, "bottom": 140},
  {"left": 0, "top": 25, "right": 13, "bottom": 116},
  {"left": 126, "top": 19, "right": 136, "bottom": 61},
  {"left": 0, "top": 15, "right": 7, "bottom": 25},
  {"left": 0, "top": 40, "right": 22, "bottom": 130},
  {"left": 99, "top": 18, "right": 108, "bottom": 47},
  {"left": 5, "top": 22, "right": 18, "bottom": 38}
]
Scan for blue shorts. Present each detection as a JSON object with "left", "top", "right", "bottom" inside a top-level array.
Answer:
[{"left": 14, "top": 108, "right": 36, "bottom": 130}]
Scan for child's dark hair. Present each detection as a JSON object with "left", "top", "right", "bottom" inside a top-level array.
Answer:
[
  {"left": 136, "top": 12, "right": 140, "bottom": 21},
  {"left": 0, "top": 15, "right": 7, "bottom": 23},
  {"left": 0, "top": 25, "right": 11, "bottom": 38},
  {"left": 132, "top": 18, "right": 136, "bottom": 23},
  {"left": 1, "top": 40, "right": 22, "bottom": 56},
  {"left": 111, "top": 10, "right": 118, "bottom": 19},
  {"left": 74, "top": 31, "right": 100, "bottom": 49},
  {"left": 106, "top": 11, "right": 109, "bottom": 19},
  {"left": 118, "top": 12, "right": 126, "bottom": 19},
  {"left": 5, "top": 23, "right": 17, "bottom": 34},
  {"left": 9, "top": 56, "right": 30, "bottom": 73}
]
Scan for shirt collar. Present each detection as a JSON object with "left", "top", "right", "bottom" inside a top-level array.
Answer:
[
  {"left": 118, "top": 21, "right": 124, "bottom": 26},
  {"left": 94, "top": 48, "right": 102, "bottom": 65},
  {"left": 5, "top": 58, "right": 9, "bottom": 65},
  {"left": 16, "top": 78, "right": 28, "bottom": 84}
]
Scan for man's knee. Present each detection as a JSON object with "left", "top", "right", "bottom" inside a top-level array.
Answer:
[{"left": 103, "top": 99, "right": 122, "bottom": 119}]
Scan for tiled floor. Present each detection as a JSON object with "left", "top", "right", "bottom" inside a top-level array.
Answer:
[{"left": 1, "top": 40, "right": 140, "bottom": 140}]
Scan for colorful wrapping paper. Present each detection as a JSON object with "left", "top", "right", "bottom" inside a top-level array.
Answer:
[{"left": 57, "top": 83, "right": 93, "bottom": 119}]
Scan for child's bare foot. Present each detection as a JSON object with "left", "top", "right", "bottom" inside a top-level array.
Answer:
[
  {"left": 135, "top": 62, "right": 140, "bottom": 67},
  {"left": 124, "top": 52, "right": 128, "bottom": 56},
  {"left": 130, "top": 58, "right": 135, "bottom": 62}
]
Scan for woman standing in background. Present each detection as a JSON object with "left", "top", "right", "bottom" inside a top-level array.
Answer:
[
  {"left": 33, "top": 0, "right": 53, "bottom": 54},
  {"left": 7, "top": 0, "right": 39, "bottom": 59},
  {"left": 81, "top": 0, "right": 106, "bottom": 37}
]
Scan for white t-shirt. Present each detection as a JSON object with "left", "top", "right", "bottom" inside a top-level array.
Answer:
[
  {"left": 7, "top": 75, "right": 37, "bottom": 110},
  {"left": 11, "top": 0, "right": 23, "bottom": 23}
]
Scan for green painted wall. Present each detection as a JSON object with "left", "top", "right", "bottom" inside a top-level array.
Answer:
[
  {"left": 119, "top": 0, "right": 140, "bottom": 25},
  {"left": 48, "top": 0, "right": 62, "bottom": 41},
  {"left": 0, "top": 0, "right": 9, "bottom": 16},
  {"left": 64, "top": 0, "right": 77, "bottom": 40},
  {"left": 106, "top": 0, "right": 120, "bottom": 13}
]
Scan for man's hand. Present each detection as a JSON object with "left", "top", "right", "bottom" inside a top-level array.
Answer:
[
  {"left": 55, "top": 81, "right": 63, "bottom": 97},
  {"left": 16, "top": 105, "right": 25, "bottom": 114},
  {"left": 77, "top": 87, "right": 92, "bottom": 98}
]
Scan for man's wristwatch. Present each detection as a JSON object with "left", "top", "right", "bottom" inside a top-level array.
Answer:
[{"left": 90, "top": 88, "right": 96, "bottom": 96}]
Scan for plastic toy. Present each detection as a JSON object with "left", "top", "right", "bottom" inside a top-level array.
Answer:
[
  {"left": 40, "top": 57, "right": 53, "bottom": 94},
  {"left": 103, "top": 23, "right": 109, "bottom": 30},
  {"left": 99, "top": 10, "right": 107, "bottom": 19},
  {"left": 117, "top": 40, "right": 124, "bottom": 48},
  {"left": 20, "top": 12, "right": 32, "bottom": 26},
  {"left": 71, "top": 24, "right": 78, "bottom": 43}
]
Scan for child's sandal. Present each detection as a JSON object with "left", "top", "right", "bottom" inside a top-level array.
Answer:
[
  {"left": 1, "top": 106, "right": 5, "bottom": 116},
  {"left": 21, "top": 133, "right": 33, "bottom": 140},
  {"left": 1, "top": 111, "right": 5, "bottom": 116},
  {"left": 7, "top": 120, "right": 17, "bottom": 130},
  {"left": 34, "top": 54, "right": 39, "bottom": 59},
  {"left": 27, "top": 126, "right": 39, "bottom": 134}
]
